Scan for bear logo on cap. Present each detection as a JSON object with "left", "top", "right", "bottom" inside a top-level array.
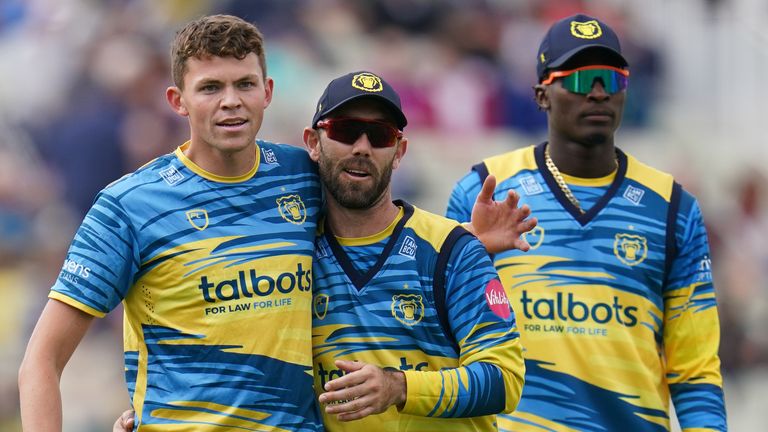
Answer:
[
  {"left": 570, "top": 20, "right": 603, "bottom": 39},
  {"left": 352, "top": 72, "right": 383, "bottom": 92}
]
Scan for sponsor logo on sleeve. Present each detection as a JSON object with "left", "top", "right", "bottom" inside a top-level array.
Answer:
[
  {"left": 59, "top": 259, "right": 92, "bottom": 284},
  {"left": 485, "top": 279, "right": 511, "bottom": 319}
]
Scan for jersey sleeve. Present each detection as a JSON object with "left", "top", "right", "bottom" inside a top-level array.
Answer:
[
  {"left": 663, "top": 192, "right": 727, "bottom": 431},
  {"left": 445, "top": 171, "right": 483, "bottom": 224},
  {"left": 48, "top": 190, "right": 139, "bottom": 317},
  {"left": 400, "top": 235, "right": 524, "bottom": 418}
]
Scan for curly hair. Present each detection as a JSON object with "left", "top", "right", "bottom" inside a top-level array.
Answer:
[{"left": 171, "top": 14, "right": 267, "bottom": 88}]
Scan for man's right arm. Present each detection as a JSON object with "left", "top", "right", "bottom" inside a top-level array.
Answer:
[{"left": 19, "top": 299, "right": 95, "bottom": 431}]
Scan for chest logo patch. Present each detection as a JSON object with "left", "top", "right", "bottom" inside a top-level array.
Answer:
[
  {"left": 523, "top": 225, "right": 545, "bottom": 250},
  {"left": 313, "top": 294, "right": 329, "bottom": 320},
  {"left": 186, "top": 209, "right": 209, "bottom": 231},
  {"left": 262, "top": 148, "right": 278, "bottom": 164},
  {"left": 160, "top": 166, "right": 184, "bottom": 186},
  {"left": 519, "top": 175, "right": 544, "bottom": 195},
  {"left": 623, "top": 185, "right": 645, "bottom": 205},
  {"left": 614, "top": 233, "right": 648, "bottom": 266},
  {"left": 399, "top": 236, "right": 417, "bottom": 258},
  {"left": 277, "top": 194, "right": 307, "bottom": 225},
  {"left": 392, "top": 294, "right": 424, "bottom": 326}
]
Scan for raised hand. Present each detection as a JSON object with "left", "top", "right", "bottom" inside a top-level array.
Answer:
[{"left": 466, "top": 174, "right": 537, "bottom": 254}]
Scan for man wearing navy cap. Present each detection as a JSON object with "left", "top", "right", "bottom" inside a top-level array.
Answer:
[
  {"left": 448, "top": 14, "right": 728, "bottom": 431},
  {"left": 304, "top": 71, "right": 528, "bottom": 431}
]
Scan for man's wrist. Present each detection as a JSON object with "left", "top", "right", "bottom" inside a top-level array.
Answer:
[{"left": 386, "top": 370, "right": 407, "bottom": 410}]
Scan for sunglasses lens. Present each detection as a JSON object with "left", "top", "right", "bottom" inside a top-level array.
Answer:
[
  {"left": 321, "top": 119, "right": 399, "bottom": 148},
  {"left": 560, "top": 69, "right": 628, "bottom": 94},
  {"left": 325, "top": 120, "right": 364, "bottom": 144},
  {"left": 364, "top": 124, "right": 397, "bottom": 148}
]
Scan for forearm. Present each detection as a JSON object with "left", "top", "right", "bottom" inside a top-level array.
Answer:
[
  {"left": 19, "top": 299, "right": 95, "bottom": 431},
  {"left": 671, "top": 382, "right": 726, "bottom": 431},
  {"left": 400, "top": 361, "right": 509, "bottom": 418},
  {"left": 19, "top": 360, "right": 64, "bottom": 431}
]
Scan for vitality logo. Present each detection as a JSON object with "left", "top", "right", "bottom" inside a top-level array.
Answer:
[
  {"left": 520, "top": 290, "right": 638, "bottom": 326},
  {"left": 198, "top": 264, "right": 311, "bottom": 303}
]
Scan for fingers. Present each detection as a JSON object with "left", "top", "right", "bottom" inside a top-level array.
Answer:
[
  {"left": 318, "top": 364, "right": 403, "bottom": 421},
  {"left": 504, "top": 189, "right": 521, "bottom": 209},
  {"left": 334, "top": 359, "right": 365, "bottom": 373},
  {"left": 322, "top": 361, "right": 367, "bottom": 393},
  {"left": 333, "top": 398, "right": 379, "bottom": 422},
  {"left": 477, "top": 174, "right": 497, "bottom": 203},
  {"left": 113, "top": 409, "right": 135, "bottom": 432},
  {"left": 324, "top": 392, "right": 375, "bottom": 416},
  {"left": 319, "top": 377, "right": 368, "bottom": 406}
]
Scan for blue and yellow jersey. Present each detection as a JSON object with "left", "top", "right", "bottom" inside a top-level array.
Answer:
[
  {"left": 50, "top": 141, "right": 324, "bottom": 431},
  {"left": 312, "top": 201, "right": 524, "bottom": 432},
  {"left": 447, "top": 144, "right": 726, "bottom": 432}
]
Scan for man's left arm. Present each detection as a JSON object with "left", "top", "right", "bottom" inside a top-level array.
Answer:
[
  {"left": 319, "top": 237, "right": 525, "bottom": 420},
  {"left": 663, "top": 195, "right": 727, "bottom": 431},
  {"left": 398, "top": 237, "right": 524, "bottom": 417}
]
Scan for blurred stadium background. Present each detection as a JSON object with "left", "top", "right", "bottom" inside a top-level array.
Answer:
[{"left": 1, "top": 0, "right": 766, "bottom": 430}]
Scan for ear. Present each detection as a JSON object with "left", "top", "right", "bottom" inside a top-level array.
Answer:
[
  {"left": 263, "top": 76, "right": 275, "bottom": 109},
  {"left": 303, "top": 127, "right": 321, "bottom": 162},
  {"left": 391, "top": 137, "right": 408, "bottom": 171},
  {"left": 534, "top": 84, "right": 549, "bottom": 111},
  {"left": 166, "top": 86, "right": 188, "bottom": 117}
]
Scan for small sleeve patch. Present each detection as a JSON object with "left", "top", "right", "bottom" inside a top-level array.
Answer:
[{"left": 485, "top": 279, "right": 511, "bottom": 319}]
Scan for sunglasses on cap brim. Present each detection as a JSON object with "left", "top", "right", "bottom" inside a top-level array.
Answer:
[
  {"left": 541, "top": 65, "right": 630, "bottom": 95},
  {"left": 315, "top": 117, "right": 403, "bottom": 148}
]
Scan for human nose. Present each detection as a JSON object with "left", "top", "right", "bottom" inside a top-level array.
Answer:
[
  {"left": 587, "top": 80, "right": 610, "bottom": 101},
  {"left": 220, "top": 86, "right": 242, "bottom": 109},
  {"left": 350, "top": 132, "right": 373, "bottom": 156}
]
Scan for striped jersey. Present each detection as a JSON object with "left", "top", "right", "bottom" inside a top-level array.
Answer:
[
  {"left": 50, "top": 141, "right": 324, "bottom": 431},
  {"left": 312, "top": 202, "right": 524, "bottom": 432},
  {"left": 446, "top": 143, "right": 727, "bottom": 432}
]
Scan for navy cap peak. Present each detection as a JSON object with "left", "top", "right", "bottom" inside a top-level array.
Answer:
[
  {"left": 312, "top": 71, "right": 407, "bottom": 130},
  {"left": 537, "top": 13, "right": 628, "bottom": 81}
]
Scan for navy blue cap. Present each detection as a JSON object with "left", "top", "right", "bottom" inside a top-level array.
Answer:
[
  {"left": 312, "top": 71, "right": 407, "bottom": 130},
  {"left": 537, "top": 13, "right": 628, "bottom": 81}
]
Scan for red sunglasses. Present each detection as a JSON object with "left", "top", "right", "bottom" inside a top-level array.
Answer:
[{"left": 315, "top": 117, "right": 403, "bottom": 148}]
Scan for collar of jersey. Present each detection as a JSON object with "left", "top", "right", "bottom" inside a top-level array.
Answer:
[
  {"left": 335, "top": 206, "right": 404, "bottom": 246},
  {"left": 175, "top": 141, "right": 260, "bottom": 183},
  {"left": 560, "top": 169, "right": 616, "bottom": 187}
]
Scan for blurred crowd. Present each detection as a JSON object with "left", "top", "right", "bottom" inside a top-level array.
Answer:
[{"left": 0, "top": 0, "right": 766, "bottom": 430}]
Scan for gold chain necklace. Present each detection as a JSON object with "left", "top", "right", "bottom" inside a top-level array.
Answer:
[
  {"left": 544, "top": 146, "right": 586, "bottom": 214},
  {"left": 544, "top": 146, "right": 619, "bottom": 215}
]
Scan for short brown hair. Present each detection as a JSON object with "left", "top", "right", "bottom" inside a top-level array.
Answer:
[{"left": 170, "top": 14, "right": 267, "bottom": 88}]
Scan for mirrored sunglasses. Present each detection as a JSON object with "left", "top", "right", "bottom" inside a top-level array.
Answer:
[
  {"left": 315, "top": 117, "right": 403, "bottom": 148},
  {"left": 542, "top": 65, "right": 629, "bottom": 95}
]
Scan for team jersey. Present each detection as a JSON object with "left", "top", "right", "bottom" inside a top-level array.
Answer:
[
  {"left": 49, "top": 141, "right": 324, "bottom": 431},
  {"left": 311, "top": 201, "right": 525, "bottom": 432},
  {"left": 447, "top": 143, "right": 727, "bottom": 432}
]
